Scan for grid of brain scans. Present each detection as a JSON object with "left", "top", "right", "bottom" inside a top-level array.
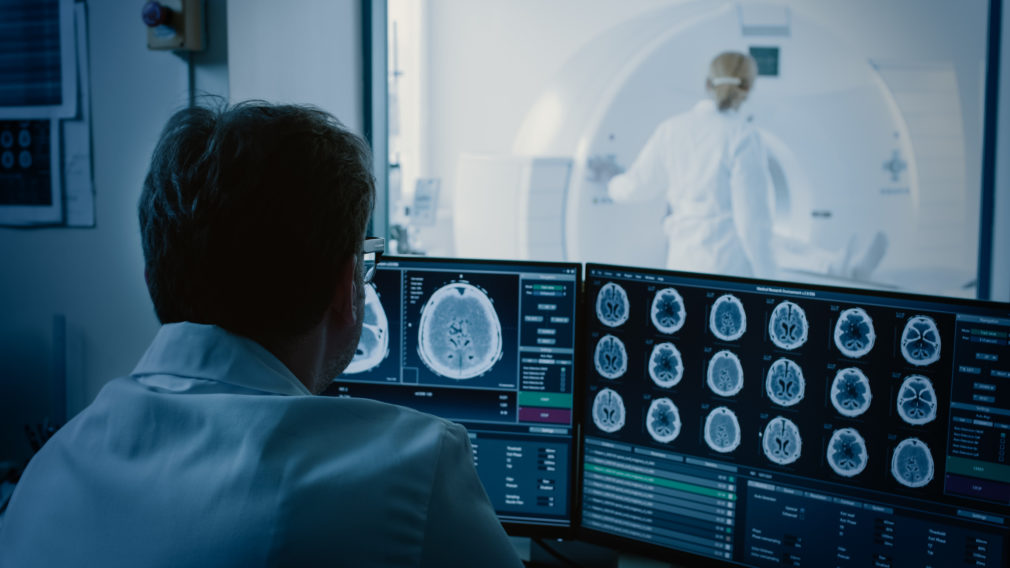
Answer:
[
  {"left": 326, "top": 257, "right": 580, "bottom": 531},
  {"left": 580, "top": 263, "right": 1010, "bottom": 567}
]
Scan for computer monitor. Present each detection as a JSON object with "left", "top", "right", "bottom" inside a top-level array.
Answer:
[
  {"left": 324, "top": 256, "right": 581, "bottom": 534},
  {"left": 579, "top": 263, "right": 1009, "bottom": 567}
]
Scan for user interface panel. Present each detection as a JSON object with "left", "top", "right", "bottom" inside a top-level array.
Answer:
[
  {"left": 325, "top": 256, "right": 580, "bottom": 531},
  {"left": 580, "top": 263, "right": 1009, "bottom": 567}
]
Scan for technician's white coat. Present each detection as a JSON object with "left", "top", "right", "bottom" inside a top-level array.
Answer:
[{"left": 608, "top": 99, "right": 776, "bottom": 279}]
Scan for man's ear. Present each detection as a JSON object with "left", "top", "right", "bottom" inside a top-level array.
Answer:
[{"left": 330, "top": 254, "right": 357, "bottom": 326}]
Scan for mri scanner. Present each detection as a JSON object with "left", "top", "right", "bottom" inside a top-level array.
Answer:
[{"left": 452, "top": 1, "right": 983, "bottom": 296}]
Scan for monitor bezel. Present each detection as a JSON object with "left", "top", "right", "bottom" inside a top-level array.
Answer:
[
  {"left": 575, "top": 262, "right": 1010, "bottom": 565},
  {"left": 362, "top": 254, "right": 585, "bottom": 539}
]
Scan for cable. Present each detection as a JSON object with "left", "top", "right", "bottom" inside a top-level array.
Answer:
[{"left": 532, "top": 538, "right": 582, "bottom": 568}]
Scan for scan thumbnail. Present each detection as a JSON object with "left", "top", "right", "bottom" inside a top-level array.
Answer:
[
  {"left": 900, "top": 315, "right": 941, "bottom": 367},
  {"left": 762, "top": 416, "right": 802, "bottom": 466},
  {"left": 704, "top": 406, "right": 741, "bottom": 453},
  {"left": 891, "top": 437, "right": 934, "bottom": 488},
  {"left": 830, "top": 367, "right": 872, "bottom": 418},
  {"left": 651, "top": 287, "right": 686, "bottom": 334},
  {"left": 827, "top": 427, "right": 868, "bottom": 477},
  {"left": 765, "top": 358, "right": 805, "bottom": 407},
  {"left": 707, "top": 350, "right": 743, "bottom": 397},
  {"left": 593, "top": 388, "right": 626, "bottom": 433},
  {"left": 896, "top": 375, "right": 937, "bottom": 426},
  {"left": 417, "top": 282, "right": 503, "bottom": 380},
  {"left": 648, "top": 342, "right": 683, "bottom": 388},
  {"left": 768, "top": 300, "right": 809, "bottom": 350},
  {"left": 833, "top": 307, "right": 876, "bottom": 358},
  {"left": 596, "top": 282, "right": 630, "bottom": 328},
  {"left": 344, "top": 284, "right": 389, "bottom": 374},
  {"left": 709, "top": 294, "right": 746, "bottom": 341},
  {"left": 594, "top": 334, "right": 628, "bottom": 379},
  {"left": 646, "top": 398, "right": 682, "bottom": 443}
]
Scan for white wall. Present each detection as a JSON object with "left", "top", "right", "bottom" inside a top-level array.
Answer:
[
  {"left": 0, "top": 1, "right": 189, "bottom": 461},
  {"left": 0, "top": 0, "right": 365, "bottom": 462},
  {"left": 227, "top": 0, "right": 363, "bottom": 133}
]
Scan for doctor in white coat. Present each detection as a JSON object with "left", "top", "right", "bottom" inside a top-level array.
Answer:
[
  {"left": 608, "top": 51, "right": 777, "bottom": 279},
  {"left": 608, "top": 51, "right": 887, "bottom": 281}
]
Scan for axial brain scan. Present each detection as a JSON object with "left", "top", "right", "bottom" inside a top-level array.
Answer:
[
  {"left": 344, "top": 284, "right": 390, "bottom": 374},
  {"left": 594, "top": 334, "right": 628, "bottom": 379},
  {"left": 648, "top": 342, "right": 684, "bottom": 388},
  {"left": 707, "top": 350, "right": 744, "bottom": 397},
  {"left": 417, "top": 282, "right": 503, "bottom": 379},
  {"left": 762, "top": 416, "right": 802, "bottom": 466},
  {"left": 891, "top": 437, "right": 934, "bottom": 488},
  {"left": 900, "top": 315, "right": 941, "bottom": 366},
  {"left": 827, "top": 427, "right": 868, "bottom": 477},
  {"left": 896, "top": 375, "right": 938, "bottom": 425},
  {"left": 765, "top": 358, "right": 805, "bottom": 407},
  {"left": 646, "top": 397, "right": 682, "bottom": 443},
  {"left": 833, "top": 307, "right": 876, "bottom": 358},
  {"left": 830, "top": 367, "right": 872, "bottom": 417},
  {"left": 593, "top": 388, "right": 626, "bottom": 433},
  {"left": 596, "top": 282, "right": 630, "bottom": 328},
  {"left": 709, "top": 294, "right": 747, "bottom": 341},
  {"left": 768, "top": 301, "right": 809, "bottom": 350},
  {"left": 650, "top": 287, "right": 686, "bottom": 334},
  {"left": 704, "top": 406, "right": 741, "bottom": 453}
]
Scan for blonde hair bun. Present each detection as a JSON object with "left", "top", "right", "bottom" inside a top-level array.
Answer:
[{"left": 708, "top": 52, "right": 757, "bottom": 111}]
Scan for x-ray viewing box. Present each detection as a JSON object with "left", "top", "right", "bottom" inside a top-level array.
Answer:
[{"left": 327, "top": 256, "right": 1010, "bottom": 564}]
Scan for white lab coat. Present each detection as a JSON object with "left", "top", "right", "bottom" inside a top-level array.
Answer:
[
  {"left": 0, "top": 323, "right": 522, "bottom": 568},
  {"left": 608, "top": 99, "right": 777, "bottom": 279}
]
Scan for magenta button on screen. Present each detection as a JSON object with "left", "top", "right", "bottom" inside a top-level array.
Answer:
[{"left": 519, "top": 406, "right": 572, "bottom": 424}]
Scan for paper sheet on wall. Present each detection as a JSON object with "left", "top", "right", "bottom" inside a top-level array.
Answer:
[{"left": 63, "top": 2, "right": 95, "bottom": 227}]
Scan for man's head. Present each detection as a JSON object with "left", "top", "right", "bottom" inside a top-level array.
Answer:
[{"left": 139, "top": 101, "right": 375, "bottom": 379}]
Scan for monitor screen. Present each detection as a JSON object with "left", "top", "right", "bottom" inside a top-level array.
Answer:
[
  {"left": 579, "top": 263, "right": 1009, "bottom": 567},
  {"left": 325, "top": 256, "right": 581, "bottom": 533}
]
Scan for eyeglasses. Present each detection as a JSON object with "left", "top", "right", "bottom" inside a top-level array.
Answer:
[{"left": 362, "top": 237, "right": 385, "bottom": 284}]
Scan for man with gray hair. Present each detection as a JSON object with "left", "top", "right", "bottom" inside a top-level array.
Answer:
[{"left": 0, "top": 102, "right": 522, "bottom": 567}]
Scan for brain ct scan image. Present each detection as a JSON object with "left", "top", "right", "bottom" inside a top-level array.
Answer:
[
  {"left": 833, "top": 307, "right": 876, "bottom": 358},
  {"left": 706, "top": 350, "right": 744, "bottom": 397},
  {"left": 594, "top": 334, "right": 628, "bottom": 379},
  {"left": 896, "top": 375, "right": 938, "bottom": 425},
  {"left": 827, "top": 428, "right": 868, "bottom": 477},
  {"left": 596, "top": 282, "right": 630, "bottom": 328},
  {"left": 593, "top": 388, "right": 627, "bottom": 433},
  {"left": 765, "top": 358, "right": 805, "bottom": 407},
  {"left": 344, "top": 284, "right": 390, "bottom": 374},
  {"left": 891, "top": 437, "right": 934, "bottom": 488},
  {"left": 900, "top": 315, "right": 941, "bottom": 366},
  {"left": 704, "top": 406, "right": 741, "bottom": 453},
  {"left": 830, "top": 367, "right": 872, "bottom": 417},
  {"left": 648, "top": 342, "right": 684, "bottom": 388},
  {"left": 651, "top": 287, "right": 686, "bottom": 334},
  {"left": 709, "top": 294, "right": 747, "bottom": 341},
  {"left": 762, "top": 416, "right": 802, "bottom": 466},
  {"left": 768, "top": 301, "right": 809, "bottom": 350},
  {"left": 417, "top": 282, "right": 503, "bottom": 379},
  {"left": 646, "top": 398, "right": 682, "bottom": 444}
]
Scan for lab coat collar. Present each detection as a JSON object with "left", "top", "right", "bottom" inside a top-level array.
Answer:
[{"left": 131, "top": 322, "right": 312, "bottom": 396}]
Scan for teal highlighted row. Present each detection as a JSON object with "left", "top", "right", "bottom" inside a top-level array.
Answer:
[{"left": 585, "top": 463, "right": 737, "bottom": 501}]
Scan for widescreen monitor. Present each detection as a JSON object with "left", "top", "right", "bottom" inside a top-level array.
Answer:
[
  {"left": 325, "top": 256, "right": 581, "bottom": 534},
  {"left": 580, "top": 263, "right": 1009, "bottom": 567}
]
